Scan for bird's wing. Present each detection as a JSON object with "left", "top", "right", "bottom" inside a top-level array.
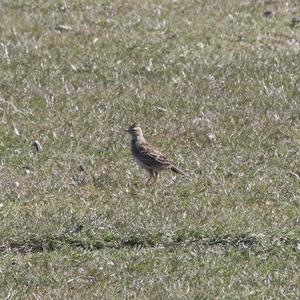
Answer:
[{"left": 138, "top": 142, "right": 172, "bottom": 168}]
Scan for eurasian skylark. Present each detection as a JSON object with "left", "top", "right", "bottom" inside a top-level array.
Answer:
[{"left": 124, "top": 123, "right": 186, "bottom": 185}]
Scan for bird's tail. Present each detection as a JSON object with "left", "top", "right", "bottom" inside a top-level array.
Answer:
[{"left": 171, "top": 165, "right": 187, "bottom": 176}]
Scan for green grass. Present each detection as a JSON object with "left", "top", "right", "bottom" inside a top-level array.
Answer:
[{"left": 0, "top": 0, "right": 300, "bottom": 298}]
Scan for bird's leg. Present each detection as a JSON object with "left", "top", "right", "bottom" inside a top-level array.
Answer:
[
  {"left": 145, "top": 170, "right": 154, "bottom": 186},
  {"left": 152, "top": 171, "right": 159, "bottom": 184}
]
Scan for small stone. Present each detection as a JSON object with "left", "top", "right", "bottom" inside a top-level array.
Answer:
[
  {"left": 192, "top": 117, "right": 201, "bottom": 125},
  {"left": 207, "top": 133, "right": 216, "bottom": 143},
  {"left": 23, "top": 165, "right": 34, "bottom": 174},
  {"left": 32, "top": 141, "right": 42, "bottom": 152}
]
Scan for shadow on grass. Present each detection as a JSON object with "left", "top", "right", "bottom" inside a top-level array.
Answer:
[{"left": 0, "top": 232, "right": 298, "bottom": 254}]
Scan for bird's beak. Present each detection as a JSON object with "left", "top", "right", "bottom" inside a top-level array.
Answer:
[{"left": 123, "top": 128, "right": 129, "bottom": 132}]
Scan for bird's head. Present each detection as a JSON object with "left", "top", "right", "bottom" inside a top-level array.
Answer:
[{"left": 124, "top": 123, "right": 143, "bottom": 138}]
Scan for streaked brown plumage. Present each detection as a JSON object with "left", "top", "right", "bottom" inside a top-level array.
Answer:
[{"left": 124, "top": 123, "right": 186, "bottom": 185}]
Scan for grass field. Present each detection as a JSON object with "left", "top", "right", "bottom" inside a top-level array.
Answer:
[{"left": 0, "top": 0, "right": 300, "bottom": 298}]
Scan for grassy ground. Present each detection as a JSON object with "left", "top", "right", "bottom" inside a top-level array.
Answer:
[{"left": 0, "top": 0, "right": 300, "bottom": 298}]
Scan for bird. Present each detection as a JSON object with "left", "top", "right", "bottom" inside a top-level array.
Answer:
[{"left": 124, "top": 123, "right": 186, "bottom": 185}]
